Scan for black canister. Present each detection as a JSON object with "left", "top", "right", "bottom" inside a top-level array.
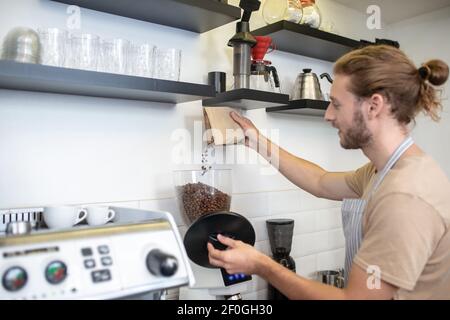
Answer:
[{"left": 208, "top": 71, "right": 226, "bottom": 93}]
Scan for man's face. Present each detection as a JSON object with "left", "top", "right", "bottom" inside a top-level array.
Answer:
[{"left": 325, "top": 75, "right": 373, "bottom": 149}]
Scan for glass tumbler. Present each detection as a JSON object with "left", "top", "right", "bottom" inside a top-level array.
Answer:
[
  {"left": 68, "top": 33, "right": 100, "bottom": 71},
  {"left": 154, "top": 48, "right": 181, "bottom": 81},
  {"left": 127, "top": 43, "right": 155, "bottom": 77},
  {"left": 99, "top": 38, "right": 130, "bottom": 74},
  {"left": 38, "top": 27, "right": 67, "bottom": 67}
]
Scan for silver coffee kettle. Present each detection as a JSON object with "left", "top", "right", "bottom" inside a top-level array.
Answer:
[{"left": 291, "top": 68, "right": 333, "bottom": 100}]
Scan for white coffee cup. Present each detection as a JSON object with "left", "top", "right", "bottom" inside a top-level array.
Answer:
[
  {"left": 86, "top": 206, "right": 116, "bottom": 226},
  {"left": 43, "top": 206, "right": 87, "bottom": 229}
]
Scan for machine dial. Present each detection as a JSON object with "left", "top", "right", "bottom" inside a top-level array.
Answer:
[
  {"left": 45, "top": 261, "right": 68, "bottom": 285},
  {"left": 2, "top": 266, "right": 27, "bottom": 292},
  {"left": 146, "top": 249, "right": 178, "bottom": 277}
]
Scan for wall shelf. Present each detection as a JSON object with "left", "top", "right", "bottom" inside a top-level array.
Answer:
[
  {"left": 252, "top": 20, "right": 361, "bottom": 62},
  {"left": 266, "top": 99, "right": 329, "bottom": 116},
  {"left": 202, "top": 89, "right": 289, "bottom": 110},
  {"left": 51, "top": 0, "right": 241, "bottom": 33},
  {"left": 0, "top": 61, "right": 215, "bottom": 104}
]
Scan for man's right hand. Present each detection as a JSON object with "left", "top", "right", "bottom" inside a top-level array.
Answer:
[{"left": 229, "top": 111, "right": 262, "bottom": 150}]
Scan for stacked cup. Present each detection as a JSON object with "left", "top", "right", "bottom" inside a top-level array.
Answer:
[{"left": 43, "top": 206, "right": 116, "bottom": 229}]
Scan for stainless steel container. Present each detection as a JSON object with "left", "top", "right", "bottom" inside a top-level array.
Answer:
[
  {"left": 316, "top": 269, "right": 345, "bottom": 288},
  {"left": 1, "top": 27, "right": 41, "bottom": 64}
]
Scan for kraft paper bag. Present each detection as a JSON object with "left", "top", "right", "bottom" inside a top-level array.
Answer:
[{"left": 203, "top": 107, "right": 245, "bottom": 146}]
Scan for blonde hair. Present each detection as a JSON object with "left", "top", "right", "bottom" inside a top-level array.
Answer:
[{"left": 334, "top": 45, "right": 449, "bottom": 124}]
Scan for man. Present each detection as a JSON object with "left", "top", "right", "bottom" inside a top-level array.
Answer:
[{"left": 207, "top": 45, "right": 450, "bottom": 299}]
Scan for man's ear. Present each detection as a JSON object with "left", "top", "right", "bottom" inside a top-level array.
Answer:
[{"left": 367, "top": 93, "right": 385, "bottom": 120}]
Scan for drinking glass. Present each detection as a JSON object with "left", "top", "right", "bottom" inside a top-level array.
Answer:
[
  {"left": 38, "top": 27, "right": 67, "bottom": 67},
  {"left": 99, "top": 38, "right": 130, "bottom": 74},
  {"left": 154, "top": 48, "right": 181, "bottom": 81},
  {"left": 67, "top": 33, "right": 100, "bottom": 71},
  {"left": 127, "top": 43, "right": 155, "bottom": 77}
]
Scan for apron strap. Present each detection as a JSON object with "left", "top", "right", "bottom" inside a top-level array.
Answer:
[{"left": 368, "top": 136, "right": 414, "bottom": 196}]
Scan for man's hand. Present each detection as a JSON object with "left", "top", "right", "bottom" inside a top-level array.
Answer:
[
  {"left": 229, "top": 111, "right": 261, "bottom": 150},
  {"left": 207, "top": 234, "right": 268, "bottom": 275}
]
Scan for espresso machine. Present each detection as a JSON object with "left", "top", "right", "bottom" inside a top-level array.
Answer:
[
  {"left": 174, "top": 169, "right": 256, "bottom": 300},
  {"left": 0, "top": 207, "right": 195, "bottom": 300}
]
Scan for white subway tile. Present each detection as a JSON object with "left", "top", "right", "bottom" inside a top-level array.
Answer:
[
  {"left": 231, "top": 192, "right": 269, "bottom": 218},
  {"left": 249, "top": 217, "right": 269, "bottom": 242},
  {"left": 316, "top": 248, "right": 345, "bottom": 271},
  {"left": 314, "top": 229, "right": 345, "bottom": 253},
  {"left": 140, "top": 198, "right": 188, "bottom": 226},
  {"left": 267, "top": 190, "right": 301, "bottom": 215},
  {"left": 295, "top": 254, "right": 317, "bottom": 279},
  {"left": 83, "top": 201, "right": 140, "bottom": 209},
  {"left": 291, "top": 233, "right": 318, "bottom": 257},
  {"left": 315, "top": 207, "right": 343, "bottom": 231},
  {"left": 299, "top": 190, "right": 341, "bottom": 211}
]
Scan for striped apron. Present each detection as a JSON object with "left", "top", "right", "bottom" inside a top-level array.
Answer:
[{"left": 341, "top": 136, "right": 414, "bottom": 285}]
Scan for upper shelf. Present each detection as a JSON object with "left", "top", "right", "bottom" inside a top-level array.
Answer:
[
  {"left": 0, "top": 60, "right": 215, "bottom": 104},
  {"left": 51, "top": 0, "right": 242, "bottom": 33},
  {"left": 252, "top": 20, "right": 361, "bottom": 62},
  {"left": 203, "top": 89, "right": 289, "bottom": 110},
  {"left": 266, "top": 99, "right": 329, "bottom": 117}
]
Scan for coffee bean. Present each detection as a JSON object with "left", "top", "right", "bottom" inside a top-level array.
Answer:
[{"left": 176, "top": 182, "right": 231, "bottom": 223}]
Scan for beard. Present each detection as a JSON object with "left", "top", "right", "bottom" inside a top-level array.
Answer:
[{"left": 340, "top": 108, "right": 372, "bottom": 149}]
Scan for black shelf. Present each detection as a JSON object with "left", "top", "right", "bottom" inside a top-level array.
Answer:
[
  {"left": 0, "top": 60, "right": 215, "bottom": 104},
  {"left": 51, "top": 0, "right": 241, "bottom": 33},
  {"left": 202, "top": 89, "right": 289, "bottom": 110},
  {"left": 252, "top": 20, "right": 361, "bottom": 62},
  {"left": 266, "top": 99, "right": 329, "bottom": 116}
]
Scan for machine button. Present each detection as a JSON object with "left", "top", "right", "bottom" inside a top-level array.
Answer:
[
  {"left": 101, "top": 256, "right": 113, "bottom": 266},
  {"left": 2, "top": 266, "right": 27, "bottom": 292},
  {"left": 81, "top": 248, "right": 93, "bottom": 257},
  {"left": 84, "top": 259, "right": 96, "bottom": 269},
  {"left": 45, "top": 261, "right": 68, "bottom": 285},
  {"left": 146, "top": 249, "right": 178, "bottom": 277},
  {"left": 98, "top": 245, "right": 110, "bottom": 255},
  {"left": 91, "top": 269, "right": 111, "bottom": 283}
]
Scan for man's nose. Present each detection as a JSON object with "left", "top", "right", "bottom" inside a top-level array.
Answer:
[{"left": 324, "top": 102, "right": 334, "bottom": 122}]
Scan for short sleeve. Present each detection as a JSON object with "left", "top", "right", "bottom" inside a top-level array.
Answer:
[
  {"left": 344, "top": 162, "right": 376, "bottom": 198},
  {"left": 353, "top": 193, "right": 445, "bottom": 290}
]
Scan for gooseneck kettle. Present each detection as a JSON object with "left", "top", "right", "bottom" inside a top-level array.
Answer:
[{"left": 291, "top": 68, "right": 333, "bottom": 100}]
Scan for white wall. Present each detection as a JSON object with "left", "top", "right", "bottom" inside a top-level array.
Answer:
[
  {"left": 2, "top": 0, "right": 446, "bottom": 300},
  {"left": 387, "top": 7, "right": 450, "bottom": 177}
]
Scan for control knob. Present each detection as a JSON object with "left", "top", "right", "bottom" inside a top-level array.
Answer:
[{"left": 146, "top": 249, "right": 178, "bottom": 277}]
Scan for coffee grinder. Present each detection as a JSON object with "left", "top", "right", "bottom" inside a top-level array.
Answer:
[
  {"left": 228, "top": 0, "right": 261, "bottom": 89},
  {"left": 174, "top": 169, "right": 256, "bottom": 300},
  {"left": 266, "top": 219, "right": 296, "bottom": 300}
]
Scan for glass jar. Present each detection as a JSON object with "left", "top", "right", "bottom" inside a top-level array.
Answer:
[
  {"left": 285, "top": 0, "right": 303, "bottom": 23},
  {"left": 262, "top": 0, "right": 288, "bottom": 25},
  {"left": 173, "top": 169, "right": 232, "bottom": 224},
  {"left": 300, "top": 0, "right": 322, "bottom": 29}
]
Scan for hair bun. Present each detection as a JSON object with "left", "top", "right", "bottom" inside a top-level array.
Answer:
[{"left": 421, "top": 60, "right": 449, "bottom": 86}]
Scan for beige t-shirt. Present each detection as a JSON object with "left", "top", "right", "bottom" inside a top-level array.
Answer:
[{"left": 345, "top": 154, "right": 450, "bottom": 300}]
